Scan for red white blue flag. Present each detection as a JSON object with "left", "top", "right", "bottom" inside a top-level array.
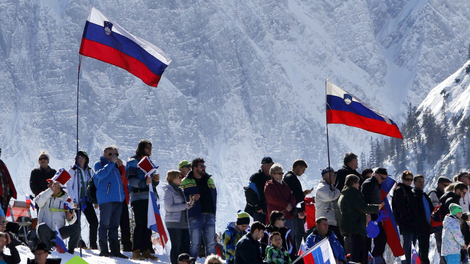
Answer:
[
  {"left": 380, "top": 177, "right": 405, "bottom": 257},
  {"left": 326, "top": 80, "right": 402, "bottom": 139},
  {"left": 79, "top": 7, "right": 172, "bottom": 87},
  {"left": 294, "top": 238, "right": 336, "bottom": 264},
  {"left": 26, "top": 195, "right": 35, "bottom": 210},
  {"left": 411, "top": 243, "right": 421, "bottom": 264},
  {"left": 148, "top": 184, "right": 169, "bottom": 249},
  {"left": 54, "top": 224, "right": 68, "bottom": 254}
]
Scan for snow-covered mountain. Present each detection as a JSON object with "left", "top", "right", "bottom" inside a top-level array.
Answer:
[{"left": 2, "top": 0, "right": 470, "bottom": 233}]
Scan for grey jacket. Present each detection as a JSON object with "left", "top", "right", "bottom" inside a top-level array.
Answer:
[
  {"left": 163, "top": 183, "right": 188, "bottom": 229},
  {"left": 315, "top": 180, "right": 340, "bottom": 226}
]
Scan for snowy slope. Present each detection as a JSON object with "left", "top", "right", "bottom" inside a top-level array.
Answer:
[{"left": 1, "top": 0, "right": 470, "bottom": 233}]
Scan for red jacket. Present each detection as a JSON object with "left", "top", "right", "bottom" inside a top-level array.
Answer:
[
  {"left": 119, "top": 165, "right": 129, "bottom": 204},
  {"left": 264, "top": 179, "right": 296, "bottom": 219}
]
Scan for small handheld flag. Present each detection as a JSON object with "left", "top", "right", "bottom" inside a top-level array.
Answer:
[
  {"left": 46, "top": 168, "right": 72, "bottom": 186},
  {"left": 54, "top": 224, "right": 68, "bottom": 254},
  {"left": 138, "top": 156, "right": 159, "bottom": 177},
  {"left": 326, "top": 80, "right": 403, "bottom": 139},
  {"left": 79, "top": 7, "right": 172, "bottom": 87},
  {"left": 293, "top": 237, "right": 336, "bottom": 264},
  {"left": 148, "top": 186, "right": 169, "bottom": 249}
]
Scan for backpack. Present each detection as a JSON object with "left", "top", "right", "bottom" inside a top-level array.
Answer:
[
  {"left": 430, "top": 205, "right": 443, "bottom": 227},
  {"left": 86, "top": 176, "right": 98, "bottom": 204}
]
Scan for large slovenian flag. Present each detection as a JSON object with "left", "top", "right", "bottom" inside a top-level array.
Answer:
[
  {"left": 326, "top": 80, "right": 403, "bottom": 139},
  {"left": 293, "top": 238, "right": 336, "bottom": 264},
  {"left": 380, "top": 177, "right": 405, "bottom": 257},
  {"left": 54, "top": 224, "right": 68, "bottom": 254},
  {"left": 79, "top": 7, "right": 172, "bottom": 87},
  {"left": 148, "top": 184, "right": 169, "bottom": 249}
]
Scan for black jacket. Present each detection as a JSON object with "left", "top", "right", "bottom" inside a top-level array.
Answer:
[
  {"left": 392, "top": 183, "right": 414, "bottom": 232},
  {"left": 0, "top": 243, "right": 20, "bottom": 264},
  {"left": 283, "top": 171, "right": 305, "bottom": 212},
  {"left": 361, "top": 176, "right": 382, "bottom": 220},
  {"left": 439, "top": 192, "right": 462, "bottom": 217},
  {"left": 235, "top": 233, "right": 264, "bottom": 264},
  {"left": 410, "top": 188, "right": 433, "bottom": 235},
  {"left": 30, "top": 167, "right": 57, "bottom": 197},
  {"left": 335, "top": 165, "right": 361, "bottom": 192},
  {"left": 248, "top": 170, "right": 271, "bottom": 212}
]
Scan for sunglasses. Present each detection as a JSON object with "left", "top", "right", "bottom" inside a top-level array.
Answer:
[
  {"left": 108, "top": 153, "right": 119, "bottom": 157},
  {"left": 403, "top": 178, "right": 413, "bottom": 182},
  {"left": 198, "top": 165, "right": 206, "bottom": 168},
  {"left": 278, "top": 218, "right": 286, "bottom": 221},
  {"left": 39, "top": 157, "right": 48, "bottom": 161},
  {"left": 274, "top": 172, "right": 284, "bottom": 175},
  {"left": 380, "top": 176, "right": 387, "bottom": 180}
]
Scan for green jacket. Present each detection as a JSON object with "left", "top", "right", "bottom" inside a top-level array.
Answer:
[
  {"left": 266, "top": 245, "right": 291, "bottom": 264},
  {"left": 338, "top": 186, "right": 379, "bottom": 236}
]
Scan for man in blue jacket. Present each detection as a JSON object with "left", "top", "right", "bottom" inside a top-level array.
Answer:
[
  {"left": 306, "top": 217, "right": 346, "bottom": 264},
  {"left": 94, "top": 145, "right": 127, "bottom": 258}
]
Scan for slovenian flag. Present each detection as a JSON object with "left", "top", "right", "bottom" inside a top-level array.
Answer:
[
  {"left": 326, "top": 80, "right": 403, "bottom": 139},
  {"left": 54, "top": 224, "right": 68, "bottom": 254},
  {"left": 411, "top": 243, "right": 421, "bottom": 264},
  {"left": 79, "top": 7, "right": 172, "bottom": 87},
  {"left": 294, "top": 238, "right": 336, "bottom": 264},
  {"left": 148, "top": 184, "right": 169, "bottom": 249},
  {"left": 380, "top": 177, "right": 405, "bottom": 257}
]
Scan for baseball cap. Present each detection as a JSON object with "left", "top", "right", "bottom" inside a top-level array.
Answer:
[
  {"left": 261, "top": 157, "right": 274, "bottom": 165},
  {"left": 374, "top": 167, "right": 389, "bottom": 175},
  {"left": 321, "top": 166, "right": 335, "bottom": 175},
  {"left": 178, "top": 160, "right": 191, "bottom": 169}
]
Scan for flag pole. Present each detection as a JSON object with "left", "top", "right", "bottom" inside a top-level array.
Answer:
[
  {"left": 76, "top": 54, "right": 83, "bottom": 258},
  {"left": 325, "top": 78, "right": 333, "bottom": 191}
]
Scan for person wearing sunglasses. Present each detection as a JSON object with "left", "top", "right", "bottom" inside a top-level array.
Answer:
[
  {"left": 93, "top": 145, "right": 127, "bottom": 259},
  {"left": 391, "top": 170, "right": 414, "bottom": 264},
  {"left": 30, "top": 151, "right": 56, "bottom": 197},
  {"left": 361, "top": 167, "right": 389, "bottom": 264},
  {"left": 261, "top": 211, "right": 296, "bottom": 261},
  {"left": 126, "top": 139, "right": 159, "bottom": 261}
]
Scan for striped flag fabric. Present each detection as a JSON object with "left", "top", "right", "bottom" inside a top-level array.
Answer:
[
  {"left": 380, "top": 177, "right": 405, "bottom": 257},
  {"left": 148, "top": 184, "right": 169, "bottom": 249},
  {"left": 411, "top": 243, "right": 421, "bottom": 264},
  {"left": 25, "top": 195, "right": 35, "bottom": 210},
  {"left": 293, "top": 238, "right": 336, "bottom": 264},
  {"left": 54, "top": 224, "right": 68, "bottom": 254},
  {"left": 79, "top": 7, "right": 172, "bottom": 87},
  {"left": 326, "top": 80, "right": 403, "bottom": 139}
]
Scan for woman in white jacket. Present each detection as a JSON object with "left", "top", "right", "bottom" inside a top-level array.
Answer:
[{"left": 66, "top": 151, "right": 98, "bottom": 249}]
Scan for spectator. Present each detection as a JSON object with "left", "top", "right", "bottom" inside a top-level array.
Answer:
[
  {"left": 223, "top": 211, "right": 250, "bottom": 264},
  {"left": 181, "top": 158, "right": 217, "bottom": 258},
  {"left": 391, "top": 170, "right": 414, "bottom": 264},
  {"left": 265, "top": 231, "right": 291, "bottom": 264},
  {"left": 126, "top": 140, "right": 159, "bottom": 260},
  {"left": 457, "top": 172, "right": 470, "bottom": 212},
  {"left": 119, "top": 153, "right": 132, "bottom": 252},
  {"left": 410, "top": 175, "right": 433, "bottom": 264},
  {"left": 179, "top": 160, "right": 191, "bottom": 178},
  {"left": 0, "top": 148, "right": 17, "bottom": 215},
  {"left": 442, "top": 203, "right": 466, "bottom": 264},
  {"left": 178, "top": 253, "right": 196, "bottom": 264},
  {"left": 66, "top": 150, "right": 98, "bottom": 249},
  {"left": 94, "top": 145, "right": 127, "bottom": 258},
  {"left": 283, "top": 159, "right": 311, "bottom": 249},
  {"left": 306, "top": 217, "right": 346, "bottom": 264},
  {"left": 334, "top": 152, "right": 361, "bottom": 191},
  {"left": 30, "top": 151, "right": 56, "bottom": 197},
  {"left": 361, "top": 168, "right": 373, "bottom": 180},
  {"left": 361, "top": 167, "right": 389, "bottom": 263},
  {"left": 265, "top": 163, "right": 296, "bottom": 231},
  {"left": 440, "top": 182, "right": 468, "bottom": 217},
  {"left": 338, "top": 174, "right": 381, "bottom": 264},
  {"left": 315, "top": 166, "right": 343, "bottom": 247},
  {"left": 429, "top": 176, "right": 452, "bottom": 207},
  {"left": 164, "top": 170, "right": 192, "bottom": 264},
  {"left": 261, "top": 211, "right": 295, "bottom": 261},
  {"left": 246, "top": 157, "right": 274, "bottom": 223},
  {"left": 205, "top": 254, "right": 224, "bottom": 264},
  {"left": 234, "top": 221, "right": 266, "bottom": 264},
  {"left": 34, "top": 169, "right": 79, "bottom": 254},
  {"left": 27, "top": 242, "right": 61, "bottom": 264},
  {"left": 0, "top": 232, "right": 19, "bottom": 264}
]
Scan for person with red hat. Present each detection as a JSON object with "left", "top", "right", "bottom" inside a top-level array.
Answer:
[{"left": 34, "top": 168, "right": 80, "bottom": 254}]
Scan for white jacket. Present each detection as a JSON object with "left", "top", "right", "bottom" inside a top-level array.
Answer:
[
  {"left": 34, "top": 188, "right": 77, "bottom": 230},
  {"left": 459, "top": 185, "right": 470, "bottom": 213},
  {"left": 67, "top": 166, "right": 94, "bottom": 204},
  {"left": 315, "top": 180, "right": 341, "bottom": 226}
]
